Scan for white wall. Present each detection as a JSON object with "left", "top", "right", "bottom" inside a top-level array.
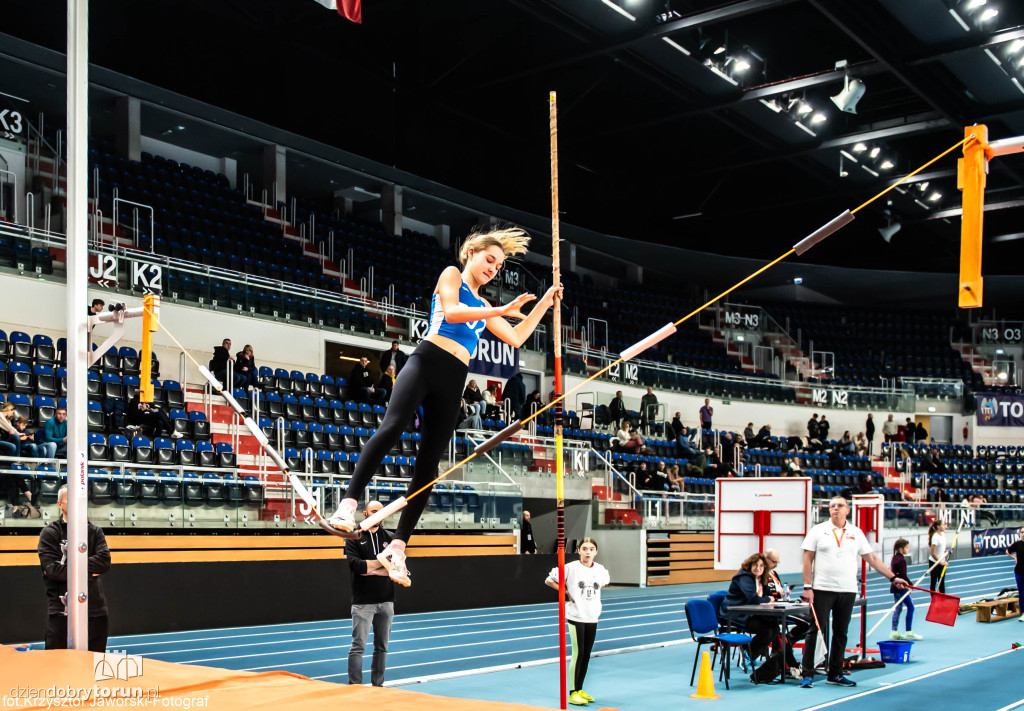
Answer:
[{"left": 139, "top": 136, "right": 238, "bottom": 189}]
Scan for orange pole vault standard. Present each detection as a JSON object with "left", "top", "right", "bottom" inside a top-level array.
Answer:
[{"left": 958, "top": 125, "right": 990, "bottom": 309}]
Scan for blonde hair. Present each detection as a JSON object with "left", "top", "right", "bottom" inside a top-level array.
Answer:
[
  {"left": 1, "top": 403, "right": 14, "bottom": 415},
  {"left": 458, "top": 227, "right": 530, "bottom": 267}
]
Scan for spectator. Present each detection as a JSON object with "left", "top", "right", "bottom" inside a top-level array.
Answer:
[
  {"left": 88, "top": 298, "right": 105, "bottom": 317},
  {"left": 865, "top": 413, "right": 875, "bottom": 455},
  {"left": 14, "top": 417, "right": 53, "bottom": 458},
  {"left": 482, "top": 384, "right": 501, "bottom": 419},
  {"left": 799, "top": 496, "right": 907, "bottom": 688},
  {"left": 504, "top": 372, "right": 526, "bottom": 423},
  {"left": 521, "top": 510, "right": 537, "bottom": 554},
  {"left": 675, "top": 426, "right": 698, "bottom": 459},
  {"left": 838, "top": 431, "right": 855, "bottom": 453},
  {"left": 703, "top": 447, "right": 725, "bottom": 478},
  {"left": 784, "top": 456, "right": 802, "bottom": 476},
  {"left": 650, "top": 461, "right": 677, "bottom": 492},
  {"left": 614, "top": 422, "right": 645, "bottom": 454},
  {"left": 378, "top": 340, "right": 408, "bottom": 375},
  {"left": 854, "top": 432, "right": 868, "bottom": 457},
  {"left": 42, "top": 407, "right": 68, "bottom": 458},
  {"left": 235, "top": 344, "right": 259, "bottom": 391},
  {"left": 378, "top": 365, "right": 396, "bottom": 403},
  {"left": 882, "top": 414, "right": 898, "bottom": 443},
  {"left": 698, "top": 399, "right": 714, "bottom": 446},
  {"left": 720, "top": 433, "right": 740, "bottom": 476},
  {"left": 102, "top": 395, "right": 126, "bottom": 431},
  {"left": 463, "top": 380, "right": 485, "bottom": 418},
  {"left": 126, "top": 394, "right": 182, "bottom": 439},
  {"left": 639, "top": 386, "right": 658, "bottom": 435},
  {"left": 0, "top": 403, "right": 21, "bottom": 456},
  {"left": 38, "top": 485, "right": 111, "bottom": 652},
  {"left": 755, "top": 423, "right": 772, "bottom": 448},
  {"left": 351, "top": 356, "right": 386, "bottom": 405},
  {"left": 818, "top": 416, "right": 830, "bottom": 442},
  {"left": 915, "top": 421, "right": 928, "bottom": 444},
  {"left": 456, "top": 398, "right": 482, "bottom": 431},
  {"left": 807, "top": 413, "right": 820, "bottom": 443},
  {"left": 210, "top": 338, "right": 246, "bottom": 389},
  {"left": 904, "top": 418, "right": 916, "bottom": 445},
  {"left": 743, "top": 422, "right": 756, "bottom": 445},
  {"left": 684, "top": 449, "right": 706, "bottom": 476},
  {"left": 667, "top": 464, "right": 685, "bottom": 490},
  {"left": 346, "top": 501, "right": 396, "bottom": 687},
  {"left": 634, "top": 461, "right": 653, "bottom": 489},
  {"left": 609, "top": 391, "right": 627, "bottom": 430},
  {"left": 523, "top": 390, "right": 543, "bottom": 420}
]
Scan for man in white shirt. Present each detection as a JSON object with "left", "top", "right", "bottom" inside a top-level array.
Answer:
[{"left": 799, "top": 496, "right": 908, "bottom": 689}]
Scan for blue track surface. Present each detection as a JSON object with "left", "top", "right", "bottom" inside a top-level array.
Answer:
[{"left": 50, "top": 556, "right": 1021, "bottom": 709}]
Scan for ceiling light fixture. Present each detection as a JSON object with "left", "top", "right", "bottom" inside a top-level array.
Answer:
[
  {"left": 965, "top": 0, "right": 986, "bottom": 8},
  {"left": 980, "top": 8, "right": 999, "bottom": 21},
  {"left": 870, "top": 147, "right": 881, "bottom": 158},
  {"left": 599, "top": 0, "right": 636, "bottom": 21},
  {"left": 811, "top": 112, "right": 828, "bottom": 124},
  {"left": 880, "top": 160, "right": 894, "bottom": 170},
  {"left": 830, "top": 61, "right": 866, "bottom": 114},
  {"left": 929, "top": 192, "right": 943, "bottom": 201},
  {"left": 733, "top": 58, "right": 751, "bottom": 72},
  {"left": 853, "top": 143, "right": 867, "bottom": 152}
]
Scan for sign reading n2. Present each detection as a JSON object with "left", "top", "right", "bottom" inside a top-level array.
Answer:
[{"left": 812, "top": 388, "right": 848, "bottom": 406}]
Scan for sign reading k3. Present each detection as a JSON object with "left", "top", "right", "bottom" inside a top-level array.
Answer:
[
  {"left": 976, "top": 394, "right": 1024, "bottom": 427},
  {"left": 0, "top": 96, "right": 27, "bottom": 141}
]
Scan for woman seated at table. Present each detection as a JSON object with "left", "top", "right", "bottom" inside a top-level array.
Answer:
[{"left": 721, "top": 552, "right": 775, "bottom": 660}]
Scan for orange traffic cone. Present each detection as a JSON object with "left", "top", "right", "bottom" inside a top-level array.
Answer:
[{"left": 690, "top": 650, "right": 721, "bottom": 700}]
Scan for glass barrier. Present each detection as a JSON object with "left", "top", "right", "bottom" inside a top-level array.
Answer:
[{"left": 0, "top": 462, "right": 521, "bottom": 533}]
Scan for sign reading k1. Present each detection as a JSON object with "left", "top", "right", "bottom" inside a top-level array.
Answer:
[{"left": 976, "top": 394, "right": 1024, "bottom": 427}]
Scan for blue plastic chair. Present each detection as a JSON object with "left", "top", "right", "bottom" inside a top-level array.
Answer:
[{"left": 685, "top": 599, "right": 754, "bottom": 690}]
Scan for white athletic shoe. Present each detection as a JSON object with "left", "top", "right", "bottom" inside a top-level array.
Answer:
[
  {"left": 171, "top": 431, "right": 184, "bottom": 440},
  {"left": 890, "top": 631, "right": 902, "bottom": 640},
  {"left": 328, "top": 504, "right": 356, "bottom": 533},
  {"left": 901, "top": 631, "right": 923, "bottom": 641},
  {"left": 377, "top": 544, "right": 412, "bottom": 587}
]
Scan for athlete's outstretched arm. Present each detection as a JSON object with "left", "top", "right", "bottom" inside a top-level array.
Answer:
[{"left": 487, "top": 285, "right": 562, "bottom": 348}]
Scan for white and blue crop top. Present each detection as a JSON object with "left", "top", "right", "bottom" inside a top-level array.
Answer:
[{"left": 426, "top": 279, "right": 488, "bottom": 352}]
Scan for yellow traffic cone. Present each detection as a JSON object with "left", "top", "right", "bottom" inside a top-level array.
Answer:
[{"left": 690, "top": 650, "right": 721, "bottom": 700}]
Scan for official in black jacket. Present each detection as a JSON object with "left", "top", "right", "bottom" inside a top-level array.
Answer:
[
  {"left": 346, "top": 501, "right": 396, "bottom": 686},
  {"left": 37, "top": 485, "right": 111, "bottom": 651},
  {"left": 721, "top": 552, "right": 774, "bottom": 658}
]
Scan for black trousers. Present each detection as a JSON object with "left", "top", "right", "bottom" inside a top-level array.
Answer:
[
  {"left": 568, "top": 620, "right": 597, "bottom": 693},
  {"left": 930, "top": 564, "right": 946, "bottom": 593},
  {"left": 801, "top": 590, "right": 855, "bottom": 678},
  {"left": 344, "top": 340, "right": 467, "bottom": 542},
  {"left": 741, "top": 615, "right": 776, "bottom": 659},
  {"left": 45, "top": 615, "right": 109, "bottom": 652}
]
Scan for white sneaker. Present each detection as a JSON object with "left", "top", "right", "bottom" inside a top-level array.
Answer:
[
  {"left": 377, "top": 544, "right": 412, "bottom": 587},
  {"left": 171, "top": 431, "right": 184, "bottom": 440},
  {"left": 901, "top": 631, "right": 923, "bottom": 641},
  {"left": 328, "top": 504, "right": 356, "bottom": 532},
  {"left": 890, "top": 630, "right": 902, "bottom": 640}
]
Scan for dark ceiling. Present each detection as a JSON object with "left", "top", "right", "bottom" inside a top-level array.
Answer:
[{"left": 4, "top": 0, "right": 1024, "bottom": 274}]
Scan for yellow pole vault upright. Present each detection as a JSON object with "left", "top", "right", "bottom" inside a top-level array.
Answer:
[
  {"left": 549, "top": 90, "right": 568, "bottom": 711},
  {"left": 139, "top": 294, "right": 160, "bottom": 403}
]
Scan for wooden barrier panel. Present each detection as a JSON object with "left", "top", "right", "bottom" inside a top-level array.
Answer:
[
  {"left": 0, "top": 532, "right": 518, "bottom": 566},
  {"left": 646, "top": 532, "right": 734, "bottom": 586}
]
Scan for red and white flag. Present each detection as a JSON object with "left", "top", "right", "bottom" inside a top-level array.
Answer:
[{"left": 313, "top": 0, "right": 361, "bottom": 24}]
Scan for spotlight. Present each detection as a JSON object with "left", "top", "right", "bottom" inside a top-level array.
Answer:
[
  {"left": 733, "top": 58, "right": 751, "bottom": 72},
  {"left": 797, "top": 101, "right": 814, "bottom": 114},
  {"left": 980, "top": 8, "right": 999, "bottom": 21},
  {"left": 879, "top": 160, "right": 894, "bottom": 170},
  {"left": 965, "top": 0, "right": 986, "bottom": 8},
  {"left": 793, "top": 277, "right": 803, "bottom": 285},
  {"left": 929, "top": 191, "right": 943, "bottom": 202},
  {"left": 1010, "top": 39, "right": 1024, "bottom": 53},
  {"left": 830, "top": 77, "right": 867, "bottom": 114},
  {"left": 714, "top": 44, "right": 727, "bottom": 55},
  {"left": 870, "top": 147, "right": 881, "bottom": 159},
  {"left": 853, "top": 143, "right": 867, "bottom": 152},
  {"left": 811, "top": 112, "right": 828, "bottom": 124}
]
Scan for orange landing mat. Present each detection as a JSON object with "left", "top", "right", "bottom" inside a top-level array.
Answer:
[{"left": 0, "top": 645, "right": 554, "bottom": 711}]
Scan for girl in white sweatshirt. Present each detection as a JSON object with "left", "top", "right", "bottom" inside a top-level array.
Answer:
[{"left": 546, "top": 537, "right": 610, "bottom": 706}]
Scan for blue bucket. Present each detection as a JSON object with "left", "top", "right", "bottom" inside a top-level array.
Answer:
[{"left": 877, "top": 640, "right": 913, "bottom": 663}]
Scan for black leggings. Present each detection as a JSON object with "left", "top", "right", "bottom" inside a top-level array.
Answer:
[
  {"left": 568, "top": 620, "right": 597, "bottom": 693},
  {"left": 344, "top": 340, "right": 467, "bottom": 542},
  {"left": 930, "top": 564, "right": 946, "bottom": 593}
]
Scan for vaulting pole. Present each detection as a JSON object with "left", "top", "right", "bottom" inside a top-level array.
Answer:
[{"left": 549, "top": 90, "right": 567, "bottom": 711}]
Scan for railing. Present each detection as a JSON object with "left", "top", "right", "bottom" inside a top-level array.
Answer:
[
  {"left": 113, "top": 193, "right": 155, "bottom": 252},
  {"left": 0, "top": 168, "right": 17, "bottom": 224}
]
